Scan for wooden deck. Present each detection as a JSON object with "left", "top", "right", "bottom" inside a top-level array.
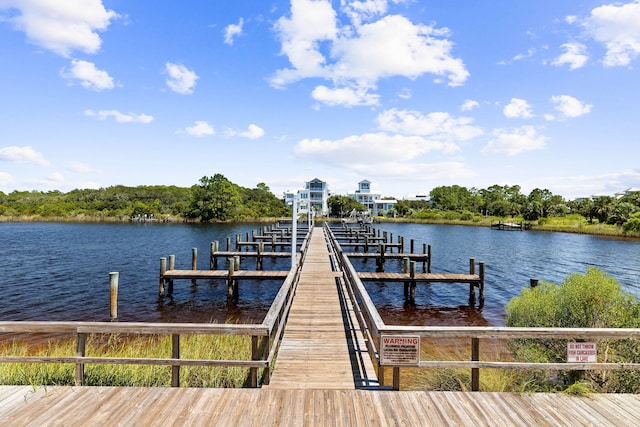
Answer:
[
  {"left": 2, "top": 385, "right": 639, "bottom": 426},
  {"left": 266, "top": 227, "right": 380, "bottom": 389}
]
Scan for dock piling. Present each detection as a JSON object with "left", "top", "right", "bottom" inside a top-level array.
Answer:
[{"left": 109, "top": 272, "right": 118, "bottom": 321}]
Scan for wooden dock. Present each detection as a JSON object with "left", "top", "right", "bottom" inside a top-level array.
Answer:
[
  {"left": 2, "top": 385, "right": 639, "bottom": 426},
  {"left": 266, "top": 227, "right": 380, "bottom": 389}
]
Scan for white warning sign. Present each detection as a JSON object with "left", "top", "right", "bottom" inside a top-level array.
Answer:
[
  {"left": 380, "top": 335, "right": 420, "bottom": 366},
  {"left": 567, "top": 342, "right": 597, "bottom": 363}
]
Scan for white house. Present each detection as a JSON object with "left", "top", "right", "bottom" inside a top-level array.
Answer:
[
  {"left": 347, "top": 179, "right": 396, "bottom": 216},
  {"left": 284, "top": 178, "right": 330, "bottom": 216}
]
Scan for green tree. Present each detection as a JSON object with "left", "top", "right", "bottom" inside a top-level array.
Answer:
[
  {"left": 623, "top": 212, "right": 640, "bottom": 233},
  {"left": 187, "top": 174, "right": 241, "bottom": 221},
  {"left": 327, "top": 195, "right": 365, "bottom": 217},
  {"left": 430, "top": 185, "right": 473, "bottom": 211},
  {"left": 608, "top": 202, "right": 638, "bottom": 226}
]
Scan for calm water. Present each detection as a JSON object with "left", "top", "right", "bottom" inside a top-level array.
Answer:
[{"left": 1, "top": 222, "right": 639, "bottom": 326}]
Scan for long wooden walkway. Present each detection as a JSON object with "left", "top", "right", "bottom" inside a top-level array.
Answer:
[{"left": 266, "top": 226, "right": 379, "bottom": 389}]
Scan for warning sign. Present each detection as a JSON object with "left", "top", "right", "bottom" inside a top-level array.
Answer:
[
  {"left": 567, "top": 342, "right": 597, "bottom": 363},
  {"left": 380, "top": 335, "right": 420, "bottom": 366}
]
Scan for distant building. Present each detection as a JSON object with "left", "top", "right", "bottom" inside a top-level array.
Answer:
[
  {"left": 403, "top": 194, "right": 431, "bottom": 202},
  {"left": 615, "top": 187, "right": 640, "bottom": 199},
  {"left": 347, "top": 179, "right": 397, "bottom": 216},
  {"left": 284, "top": 178, "right": 330, "bottom": 216}
]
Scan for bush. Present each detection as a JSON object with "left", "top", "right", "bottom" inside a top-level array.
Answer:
[{"left": 505, "top": 267, "right": 640, "bottom": 392}]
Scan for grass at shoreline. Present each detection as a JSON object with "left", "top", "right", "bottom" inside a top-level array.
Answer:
[
  {"left": 0, "top": 334, "right": 253, "bottom": 388},
  {"left": 3, "top": 213, "right": 638, "bottom": 239}
]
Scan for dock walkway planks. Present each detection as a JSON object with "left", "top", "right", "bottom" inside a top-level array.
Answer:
[
  {"left": 266, "top": 226, "right": 380, "bottom": 390},
  {"left": 2, "top": 385, "right": 640, "bottom": 426}
]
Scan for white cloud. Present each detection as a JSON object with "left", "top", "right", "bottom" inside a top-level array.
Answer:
[
  {"left": 271, "top": 1, "right": 468, "bottom": 107},
  {"left": 184, "top": 121, "right": 215, "bottom": 137},
  {"left": 513, "top": 48, "right": 536, "bottom": 61},
  {"left": 61, "top": 60, "right": 115, "bottom": 91},
  {"left": 0, "top": 146, "right": 50, "bottom": 166},
  {"left": 0, "top": 0, "right": 119, "bottom": 57},
  {"left": 45, "top": 172, "right": 65, "bottom": 183},
  {"left": 583, "top": 0, "right": 640, "bottom": 67},
  {"left": 84, "top": 109, "right": 153, "bottom": 123},
  {"left": 482, "top": 126, "right": 547, "bottom": 156},
  {"left": 224, "top": 18, "right": 244, "bottom": 45},
  {"left": 552, "top": 42, "right": 588, "bottom": 70},
  {"left": 376, "top": 108, "right": 482, "bottom": 144},
  {"left": 294, "top": 132, "right": 449, "bottom": 167},
  {"left": 550, "top": 95, "right": 592, "bottom": 118},
  {"left": 227, "top": 124, "right": 265, "bottom": 139},
  {"left": 565, "top": 15, "right": 578, "bottom": 25},
  {"left": 503, "top": 98, "right": 534, "bottom": 119},
  {"left": 67, "top": 161, "right": 92, "bottom": 173},
  {"left": 461, "top": 99, "right": 479, "bottom": 111},
  {"left": 311, "top": 85, "right": 380, "bottom": 107},
  {"left": 397, "top": 88, "right": 412, "bottom": 99},
  {"left": 165, "top": 63, "right": 198, "bottom": 94}
]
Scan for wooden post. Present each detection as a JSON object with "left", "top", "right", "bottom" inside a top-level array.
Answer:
[
  {"left": 227, "top": 257, "right": 235, "bottom": 297},
  {"left": 257, "top": 242, "right": 263, "bottom": 270},
  {"left": 471, "top": 337, "right": 480, "bottom": 391},
  {"left": 236, "top": 234, "right": 241, "bottom": 251},
  {"left": 168, "top": 255, "right": 175, "bottom": 294},
  {"left": 376, "top": 243, "right": 386, "bottom": 272},
  {"left": 479, "top": 262, "right": 485, "bottom": 306},
  {"left": 251, "top": 336, "right": 259, "bottom": 387},
  {"left": 210, "top": 242, "right": 217, "bottom": 270},
  {"left": 191, "top": 248, "right": 197, "bottom": 286},
  {"left": 109, "top": 272, "right": 118, "bottom": 322},
  {"left": 75, "top": 333, "right": 87, "bottom": 386},
  {"left": 469, "top": 258, "right": 476, "bottom": 304},
  {"left": 159, "top": 257, "right": 166, "bottom": 297},
  {"left": 171, "top": 334, "right": 180, "bottom": 387},
  {"left": 410, "top": 239, "right": 414, "bottom": 254},
  {"left": 409, "top": 261, "right": 417, "bottom": 302},
  {"left": 530, "top": 278, "right": 539, "bottom": 288},
  {"left": 399, "top": 236, "right": 404, "bottom": 254},
  {"left": 393, "top": 367, "right": 401, "bottom": 390}
]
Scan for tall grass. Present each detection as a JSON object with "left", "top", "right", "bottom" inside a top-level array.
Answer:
[
  {"left": 0, "top": 334, "right": 253, "bottom": 388},
  {"left": 402, "top": 338, "right": 551, "bottom": 392}
]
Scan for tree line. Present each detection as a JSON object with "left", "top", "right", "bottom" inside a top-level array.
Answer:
[
  {"left": 2, "top": 178, "right": 639, "bottom": 231},
  {"left": 393, "top": 184, "right": 640, "bottom": 233},
  {"left": 0, "top": 174, "right": 289, "bottom": 222},
  {"left": 328, "top": 184, "right": 640, "bottom": 233}
]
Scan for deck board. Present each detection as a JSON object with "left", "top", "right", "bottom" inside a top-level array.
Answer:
[
  {"left": 2, "top": 386, "right": 640, "bottom": 425},
  {"left": 266, "top": 227, "right": 380, "bottom": 390}
]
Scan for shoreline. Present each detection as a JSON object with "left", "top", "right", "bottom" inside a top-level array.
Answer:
[{"left": 1, "top": 214, "right": 639, "bottom": 240}]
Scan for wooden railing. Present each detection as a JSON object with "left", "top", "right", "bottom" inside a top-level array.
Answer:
[
  {"left": 326, "top": 223, "right": 640, "bottom": 391},
  {"left": 0, "top": 228, "right": 311, "bottom": 388}
]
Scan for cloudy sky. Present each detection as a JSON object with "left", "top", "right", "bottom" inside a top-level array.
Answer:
[{"left": 1, "top": 0, "right": 639, "bottom": 200}]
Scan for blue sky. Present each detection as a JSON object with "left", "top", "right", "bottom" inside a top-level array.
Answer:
[{"left": 1, "top": 0, "right": 639, "bottom": 200}]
